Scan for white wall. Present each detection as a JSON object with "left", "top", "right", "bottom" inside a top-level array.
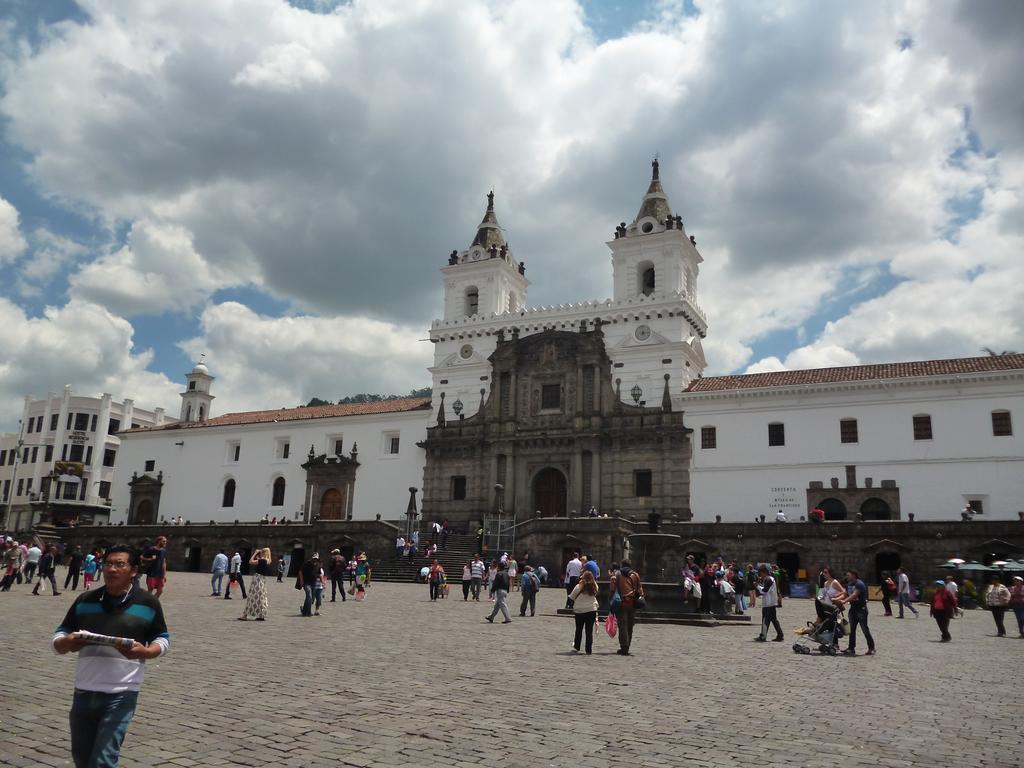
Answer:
[
  {"left": 112, "top": 409, "right": 431, "bottom": 524},
  {"left": 683, "top": 377, "right": 1024, "bottom": 521}
]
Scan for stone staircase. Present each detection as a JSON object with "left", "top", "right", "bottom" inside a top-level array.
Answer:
[{"left": 370, "top": 532, "right": 481, "bottom": 583}]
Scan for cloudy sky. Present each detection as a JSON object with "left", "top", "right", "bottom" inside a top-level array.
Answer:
[{"left": 1, "top": 0, "right": 1022, "bottom": 431}]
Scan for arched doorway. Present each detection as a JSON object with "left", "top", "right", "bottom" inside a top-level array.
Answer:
[
  {"left": 819, "top": 498, "right": 847, "bottom": 521},
  {"left": 874, "top": 552, "right": 901, "bottom": 583},
  {"left": 321, "top": 488, "right": 344, "bottom": 520},
  {"left": 861, "top": 498, "right": 892, "bottom": 520},
  {"left": 532, "top": 468, "right": 567, "bottom": 517},
  {"left": 134, "top": 499, "right": 155, "bottom": 525}
]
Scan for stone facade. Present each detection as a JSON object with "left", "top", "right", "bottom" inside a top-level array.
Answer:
[
  {"left": 806, "top": 464, "right": 902, "bottom": 521},
  {"left": 301, "top": 444, "right": 360, "bottom": 520},
  {"left": 126, "top": 472, "right": 163, "bottom": 525},
  {"left": 420, "top": 326, "right": 693, "bottom": 526}
]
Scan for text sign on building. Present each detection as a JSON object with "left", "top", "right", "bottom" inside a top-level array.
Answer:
[
  {"left": 70, "top": 431, "right": 88, "bottom": 445},
  {"left": 769, "top": 486, "right": 802, "bottom": 514}
]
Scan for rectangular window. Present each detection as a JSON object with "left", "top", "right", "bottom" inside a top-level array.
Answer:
[
  {"left": 44, "top": 444, "right": 53, "bottom": 462},
  {"left": 69, "top": 444, "right": 84, "bottom": 462},
  {"left": 2, "top": 479, "right": 8, "bottom": 501},
  {"left": 25, "top": 478, "right": 32, "bottom": 492},
  {"left": 26, "top": 417, "right": 34, "bottom": 433},
  {"left": 451, "top": 476, "right": 467, "bottom": 501},
  {"left": 90, "top": 414, "right": 97, "bottom": 432},
  {"left": 22, "top": 447, "right": 29, "bottom": 463},
  {"left": 541, "top": 384, "right": 561, "bottom": 410},
  {"left": 275, "top": 439, "right": 290, "bottom": 460},
  {"left": 144, "top": 459, "right": 155, "bottom": 472},
  {"left": 99, "top": 481, "right": 111, "bottom": 500},
  {"left": 63, "top": 482, "right": 78, "bottom": 500},
  {"left": 79, "top": 482, "right": 87, "bottom": 501},
  {"left": 85, "top": 446, "right": 92, "bottom": 465},
  {"left": 992, "top": 411, "right": 1012, "bottom": 437},
  {"left": 840, "top": 418, "right": 858, "bottom": 444},
  {"left": 0, "top": 450, "right": 5, "bottom": 465},
  {"left": 188, "top": 380, "right": 196, "bottom": 390},
  {"left": 103, "top": 448, "right": 116, "bottom": 467},
  {"left": 226, "top": 441, "right": 241, "bottom": 462},
  {"left": 108, "top": 418, "right": 121, "bottom": 434},
  {"left": 282, "top": 443, "right": 289, "bottom": 459},
  {"left": 913, "top": 415, "right": 932, "bottom": 440},
  {"left": 701, "top": 426, "right": 717, "bottom": 450},
  {"left": 66, "top": 413, "right": 74, "bottom": 430},
  {"left": 50, "top": 414, "right": 58, "bottom": 431},
  {"left": 967, "top": 499, "right": 984, "bottom": 514},
  {"left": 335, "top": 439, "right": 344, "bottom": 455},
  {"left": 634, "top": 469, "right": 653, "bottom": 497},
  {"left": 768, "top": 423, "right": 785, "bottom": 447},
  {"left": 74, "top": 413, "right": 89, "bottom": 431},
  {"left": 17, "top": 479, "right": 25, "bottom": 497},
  {"left": 389, "top": 436, "right": 400, "bottom": 455},
  {"left": 31, "top": 447, "right": 38, "bottom": 463},
  {"left": 61, "top": 444, "right": 68, "bottom": 461}
]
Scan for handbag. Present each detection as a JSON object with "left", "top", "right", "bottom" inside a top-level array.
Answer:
[
  {"left": 604, "top": 613, "right": 618, "bottom": 637},
  {"left": 609, "top": 591, "right": 622, "bottom": 615},
  {"left": 634, "top": 594, "right": 647, "bottom": 610}
]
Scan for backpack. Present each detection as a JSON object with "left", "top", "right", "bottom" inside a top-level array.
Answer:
[{"left": 884, "top": 577, "right": 897, "bottom": 593}]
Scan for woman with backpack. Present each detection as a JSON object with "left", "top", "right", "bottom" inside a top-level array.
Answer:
[{"left": 930, "top": 579, "right": 956, "bottom": 641}]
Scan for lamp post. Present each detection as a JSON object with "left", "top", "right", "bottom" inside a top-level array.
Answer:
[
  {"left": 630, "top": 384, "right": 643, "bottom": 406},
  {"left": 453, "top": 398, "right": 464, "bottom": 435}
]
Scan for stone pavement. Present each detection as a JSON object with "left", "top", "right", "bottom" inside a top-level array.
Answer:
[{"left": 0, "top": 571, "right": 1019, "bottom": 768}]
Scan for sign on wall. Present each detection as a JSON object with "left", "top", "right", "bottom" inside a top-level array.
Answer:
[
  {"left": 69, "top": 431, "right": 88, "bottom": 445},
  {"left": 769, "top": 485, "right": 803, "bottom": 515}
]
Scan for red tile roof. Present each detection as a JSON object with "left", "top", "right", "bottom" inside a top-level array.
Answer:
[
  {"left": 685, "top": 354, "right": 1024, "bottom": 393},
  {"left": 130, "top": 397, "right": 432, "bottom": 431}
]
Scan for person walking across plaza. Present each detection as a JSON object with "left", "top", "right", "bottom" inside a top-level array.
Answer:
[
  {"left": 569, "top": 570, "right": 599, "bottom": 654},
  {"left": 611, "top": 559, "right": 644, "bottom": 655},
  {"left": 944, "top": 575, "right": 964, "bottom": 618},
  {"left": 835, "top": 569, "right": 875, "bottom": 656},
  {"left": 1009, "top": 576, "right": 1024, "bottom": 637},
  {"left": 33, "top": 544, "right": 60, "bottom": 596},
  {"left": 52, "top": 544, "right": 170, "bottom": 768},
  {"left": 140, "top": 536, "right": 168, "bottom": 599},
  {"left": 564, "top": 552, "right": 582, "bottom": 609},
  {"left": 298, "top": 553, "right": 322, "bottom": 616},
  {"left": 896, "top": 567, "right": 918, "bottom": 618},
  {"left": 224, "top": 551, "right": 247, "bottom": 600},
  {"left": 930, "top": 579, "right": 956, "bottom": 641},
  {"left": 210, "top": 549, "right": 228, "bottom": 596},
  {"left": 880, "top": 571, "right": 896, "bottom": 616},
  {"left": 329, "top": 549, "right": 348, "bottom": 603},
  {"left": 985, "top": 575, "right": 1011, "bottom": 637},
  {"left": 239, "top": 548, "right": 271, "bottom": 621},
  {"left": 64, "top": 546, "right": 85, "bottom": 591},
  {"left": 485, "top": 562, "right": 512, "bottom": 623},
  {"left": 0, "top": 538, "right": 19, "bottom": 590},
  {"left": 24, "top": 540, "right": 42, "bottom": 584},
  {"left": 428, "top": 559, "right": 445, "bottom": 601},
  {"left": 754, "top": 564, "right": 783, "bottom": 642},
  {"left": 277, "top": 555, "right": 286, "bottom": 582},
  {"left": 469, "top": 554, "right": 485, "bottom": 601},
  {"left": 82, "top": 550, "right": 98, "bottom": 590},
  {"left": 519, "top": 565, "right": 541, "bottom": 617}
]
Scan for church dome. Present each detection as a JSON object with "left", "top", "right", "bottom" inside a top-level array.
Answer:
[{"left": 192, "top": 361, "right": 209, "bottom": 375}]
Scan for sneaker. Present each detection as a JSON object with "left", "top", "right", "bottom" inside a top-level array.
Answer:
[
  {"left": 865, "top": 649, "right": 876, "bottom": 656},
  {"left": 772, "top": 636, "right": 785, "bottom": 642},
  {"left": 754, "top": 636, "right": 767, "bottom": 642},
  {"left": 502, "top": 620, "right": 512, "bottom": 624},
  {"left": 485, "top": 616, "right": 494, "bottom": 623}
]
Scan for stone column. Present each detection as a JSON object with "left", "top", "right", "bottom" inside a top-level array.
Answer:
[
  {"left": 571, "top": 450, "right": 583, "bottom": 514},
  {"left": 346, "top": 480, "right": 355, "bottom": 520},
  {"left": 54, "top": 386, "right": 72, "bottom": 463},
  {"left": 32, "top": 393, "right": 55, "bottom": 490}
]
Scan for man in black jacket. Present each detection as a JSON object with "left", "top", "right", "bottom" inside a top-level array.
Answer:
[
  {"left": 64, "top": 546, "right": 84, "bottom": 591},
  {"left": 33, "top": 545, "right": 60, "bottom": 595}
]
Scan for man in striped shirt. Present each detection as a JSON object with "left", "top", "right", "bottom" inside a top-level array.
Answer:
[
  {"left": 52, "top": 544, "right": 170, "bottom": 768},
  {"left": 470, "top": 555, "right": 486, "bottom": 601}
]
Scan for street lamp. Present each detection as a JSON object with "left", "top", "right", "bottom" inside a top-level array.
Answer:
[{"left": 630, "top": 384, "right": 643, "bottom": 405}]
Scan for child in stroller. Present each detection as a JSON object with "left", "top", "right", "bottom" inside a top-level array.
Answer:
[{"left": 793, "top": 602, "right": 845, "bottom": 655}]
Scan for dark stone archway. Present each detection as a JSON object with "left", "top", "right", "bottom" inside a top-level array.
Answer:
[{"left": 533, "top": 467, "right": 567, "bottom": 517}]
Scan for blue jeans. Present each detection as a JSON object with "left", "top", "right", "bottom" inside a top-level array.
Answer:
[
  {"left": 211, "top": 570, "right": 224, "bottom": 594},
  {"left": 897, "top": 593, "right": 918, "bottom": 617},
  {"left": 70, "top": 688, "right": 139, "bottom": 768},
  {"left": 302, "top": 585, "right": 314, "bottom": 615}
]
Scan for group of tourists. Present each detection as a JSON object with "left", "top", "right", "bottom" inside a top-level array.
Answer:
[{"left": 2, "top": 537, "right": 107, "bottom": 596}]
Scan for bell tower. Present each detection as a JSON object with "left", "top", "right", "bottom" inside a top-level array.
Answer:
[
  {"left": 440, "top": 191, "right": 529, "bottom": 321},
  {"left": 179, "top": 357, "right": 214, "bottom": 424}
]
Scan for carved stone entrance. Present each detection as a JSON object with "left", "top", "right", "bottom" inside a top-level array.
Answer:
[
  {"left": 302, "top": 444, "right": 360, "bottom": 522},
  {"left": 532, "top": 467, "right": 567, "bottom": 517},
  {"left": 127, "top": 472, "right": 163, "bottom": 525}
]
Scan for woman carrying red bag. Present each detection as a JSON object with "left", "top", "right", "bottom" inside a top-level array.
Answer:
[{"left": 930, "top": 579, "right": 956, "bottom": 642}]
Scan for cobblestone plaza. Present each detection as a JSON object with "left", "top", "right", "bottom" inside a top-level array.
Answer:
[{"left": 1, "top": 572, "right": 1018, "bottom": 768}]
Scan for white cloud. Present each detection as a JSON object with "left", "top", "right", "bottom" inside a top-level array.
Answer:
[
  {"left": 15, "top": 228, "right": 88, "bottom": 296},
  {"left": 179, "top": 301, "right": 432, "bottom": 414},
  {"left": 0, "top": 196, "right": 27, "bottom": 262},
  {"left": 69, "top": 220, "right": 232, "bottom": 315},
  {"left": 0, "top": 298, "right": 180, "bottom": 427},
  {"left": 232, "top": 42, "right": 329, "bottom": 91}
]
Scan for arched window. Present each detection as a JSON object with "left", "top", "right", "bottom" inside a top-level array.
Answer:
[
  {"left": 465, "top": 286, "right": 479, "bottom": 316},
  {"left": 640, "top": 266, "right": 655, "bottom": 296},
  {"left": 185, "top": 405, "right": 192, "bottom": 422},
  {"left": 271, "top": 477, "right": 286, "bottom": 507},
  {"left": 198, "top": 405, "right": 205, "bottom": 422},
  {"left": 222, "top": 478, "right": 236, "bottom": 508}
]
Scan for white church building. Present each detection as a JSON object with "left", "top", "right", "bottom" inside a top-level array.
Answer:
[{"left": 110, "top": 162, "right": 1024, "bottom": 524}]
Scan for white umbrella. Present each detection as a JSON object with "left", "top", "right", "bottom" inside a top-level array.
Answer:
[{"left": 948, "top": 558, "right": 966, "bottom": 565}]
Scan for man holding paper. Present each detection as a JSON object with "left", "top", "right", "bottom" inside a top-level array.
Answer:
[{"left": 52, "top": 544, "right": 171, "bottom": 767}]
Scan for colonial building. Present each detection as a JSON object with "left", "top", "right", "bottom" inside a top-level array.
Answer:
[
  {"left": 419, "top": 327, "right": 692, "bottom": 525},
  {"left": 0, "top": 386, "right": 169, "bottom": 532}
]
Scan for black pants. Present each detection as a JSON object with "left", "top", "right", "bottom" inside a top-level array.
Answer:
[
  {"left": 848, "top": 606, "right": 875, "bottom": 651},
  {"left": 33, "top": 573, "right": 58, "bottom": 594},
  {"left": 991, "top": 607, "right": 1007, "bottom": 636},
  {"left": 760, "top": 606, "right": 783, "bottom": 639},
  {"left": 618, "top": 605, "right": 637, "bottom": 652},
  {"left": 0, "top": 573, "right": 16, "bottom": 590},
  {"left": 225, "top": 574, "right": 246, "bottom": 599},
  {"left": 520, "top": 590, "right": 536, "bottom": 616},
  {"left": 881, "top": 594, "right": 892, "bottom": 615},
  {"left": 65, "top": 569, "right": 81, "bottom": 590},
  {"left": 573, "top": 611, "right": 597, "bottom": 653},
  {"left": 462, "top": 580, "right": 471, "bottom": 600},
  {"left": 935, "top": 613, "right": 951, "bottom": 640},
  {"left": 565, "top": 577, "right": 579, "bottom": 608},
  {"left": 429, "top": 581, "right": 441, "bottom": 601},
  {"left": 23, "top": 562, "right": 37, "bottom": 581},
  {"left": 331, "top": 575, "right": 346, "bottom": 601}
]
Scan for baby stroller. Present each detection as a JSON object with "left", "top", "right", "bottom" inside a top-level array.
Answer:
[{"left": 792, "top": 603, "right": 845, "bottom": 656}]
